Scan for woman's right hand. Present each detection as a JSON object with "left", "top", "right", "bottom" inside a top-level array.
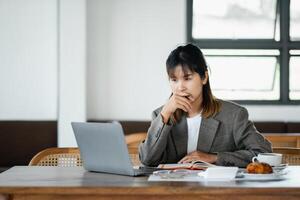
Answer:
[{"left": 160, "top": 92, "right": 193, "bottom": 124}]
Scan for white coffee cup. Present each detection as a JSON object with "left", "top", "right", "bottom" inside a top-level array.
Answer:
[{"left": 252, "top": 153, "right": 282, "bottom": 166}]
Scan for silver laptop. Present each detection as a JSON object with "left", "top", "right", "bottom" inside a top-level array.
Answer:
[{"left": 71, "top": 121, "right": 156, "bottom": 176}]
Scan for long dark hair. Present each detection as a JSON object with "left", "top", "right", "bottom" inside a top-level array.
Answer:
[{"left": 166, "top": 44, "right": 221, "bottom": 122}]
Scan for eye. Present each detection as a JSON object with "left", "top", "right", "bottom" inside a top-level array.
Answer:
[
  {"left": 170, "top": 78, "right": 177, "bottom": 82},
  {"left": 184, "top": 76, "right": 192, "bottom": 81}
]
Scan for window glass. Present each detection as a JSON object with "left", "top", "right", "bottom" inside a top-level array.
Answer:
[
  {"left": 290, "top": 0, "right": 300, "bottom": 41},
  {"left": 290, "top": 50, "right": 300, "bottom": 55},
  {"left": 203, "top": 50, "right": 280, "bottom": 100},
  {"left": 192, "top": 0, "right": 278, "bottom": 39},
  {"left": 290, "top": 57, "right": 300, "bottom": 100}
]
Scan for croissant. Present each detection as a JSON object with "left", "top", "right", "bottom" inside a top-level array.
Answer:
[{"left": 246, "top": 162, "right": 273, "bottom": 174}]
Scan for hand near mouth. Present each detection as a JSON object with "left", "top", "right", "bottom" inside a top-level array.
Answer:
[
  {"left": 185, "top": 95, "right": 194, "bottom": 102},
  {"left": 174, "top": 91, "right": 194, "bottom": 102},
  {"left": 160, "top": 92, "right": 193, "bottom": 123}
]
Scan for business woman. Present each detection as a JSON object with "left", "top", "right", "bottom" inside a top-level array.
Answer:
[{"left": 139, "top": 44, "right": 272, "bottom": 168}]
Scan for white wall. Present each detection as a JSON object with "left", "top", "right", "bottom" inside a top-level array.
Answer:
[
  {"left": 58, "top": 0, "right": 86, "bottom": 147},
  {"left": 0, "top": 0, "right": 299, "bottom": 148},
  {"left": 87, "top": 0, "right": 186, "bottom": 120},
  {"left": 87, "top": 0, "right": 300, "bottom": 122},
  {"left": 0, "top": 0, "right": 58, "bottom": 120},
  {"left": 0, "top": 0, "right": 86, "bottom": 147}
]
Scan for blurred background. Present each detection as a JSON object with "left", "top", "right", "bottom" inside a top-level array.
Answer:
[{"left": 0, "top": 0, "right": 299, "bottom": 170}]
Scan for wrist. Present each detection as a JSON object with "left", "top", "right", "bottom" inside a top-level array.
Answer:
[
  {"left": 210, "top": 154, "right": 218, "bottom": 163},
  {"left": 160, "top": 111, "right": 171, "bottom": 124}
]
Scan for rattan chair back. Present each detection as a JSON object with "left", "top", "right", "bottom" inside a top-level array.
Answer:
[
  {"left": 29, "top": 147, "right": 82, "bottom": 166},
  {"left": 272, "top": 147, "right": 300, "bottom": 165}
]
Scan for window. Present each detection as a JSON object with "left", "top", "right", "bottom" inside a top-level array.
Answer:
[
  {"left": 290, "top": 50, "right": 300, "bottom": 100},
  {"left": 188, "top": 0, "right": 300, "bottom": 104},
  {"left": 204, "top": 49, "right": 279, "bottom": 100},
  {"left": 192, "top": 0, "right": 278, "bottom": 40},
  {"left": 290, "top": 0, "right": 300, "bottom": 40}
]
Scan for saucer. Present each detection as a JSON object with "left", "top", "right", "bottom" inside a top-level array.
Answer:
[
  {"left": 272, "top": 163, "right": 288, "bottom": 172},
  {"left": 240, "top": 172, "right": 286, "bottom": 181}
]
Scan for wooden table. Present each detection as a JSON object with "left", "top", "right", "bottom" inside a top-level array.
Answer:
[{"left": 1, "top": 166, "right": 300, "bottom": 200}]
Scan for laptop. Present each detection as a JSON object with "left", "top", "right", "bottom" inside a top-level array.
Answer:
[{"left": 71, "top": 121, "right": 157, "bottom": 176}]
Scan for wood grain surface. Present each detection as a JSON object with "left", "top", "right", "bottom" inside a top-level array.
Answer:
[{"left": 1, "top": 166, "right": 300, "bottom": 200}]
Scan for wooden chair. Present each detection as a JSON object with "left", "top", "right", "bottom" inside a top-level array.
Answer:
[
  {"left": 29, "top": 147, "right": 82, "bottom": 166},
  {"left": 125, "top": 132, "right": 147, "bottom": 153},
  {"left": 272, "top": 147, "right": 300, "bottom": 165},
  {"left": 125, "top": 132, "right": 147, "bottom": 166},
  {"left": 264, "top": 133, "right": 300, "bottom": 148},
  {"left": 29, "top": 132, "right": 147, "bottom": 167}
]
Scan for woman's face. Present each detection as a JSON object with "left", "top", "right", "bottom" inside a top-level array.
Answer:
[{"left": 169, "top": 65, "right": 208, "bottom": 103}]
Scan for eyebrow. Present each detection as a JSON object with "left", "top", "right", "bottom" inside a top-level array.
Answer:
[{"left": 183, "top": 73, "right": 193, "bottom": 77}]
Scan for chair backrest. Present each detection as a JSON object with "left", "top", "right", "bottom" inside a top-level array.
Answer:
[
  {"left": 264, "top": 133, "right": 300, "bottom": 148},
  {"left": 29, "top": 147, "right": 82, "bottom": 166},
  {"left": 125, "top": 132, "right": 147, "bottom": 153},
  {"left": 125, "top": 132, "right": 147, "bottom": 166},
  {"left": 29, "top": 132, "right": 147, "bottom": 167},
  {"left": 272, "top": 147, "right": 300, "bottom": 165}
]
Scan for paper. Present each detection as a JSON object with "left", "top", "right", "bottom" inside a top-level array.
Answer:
[
  {"left": 202, "top": 167, "right": 239, "bottom": 180},
  {"left": 158, "top": 160, "right": 215, "bottom": 170}
]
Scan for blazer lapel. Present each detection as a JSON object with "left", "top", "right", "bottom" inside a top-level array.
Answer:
[
  {"left": 197, "top": 117, "right": 220, "bottom": 152},
  {"left": 171, "top": 117, "right": 188, "bottom": 159}
]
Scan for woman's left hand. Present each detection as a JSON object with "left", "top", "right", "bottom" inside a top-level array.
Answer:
[{"left": 178, "top": 151, "right": 217, "bottom": 164}]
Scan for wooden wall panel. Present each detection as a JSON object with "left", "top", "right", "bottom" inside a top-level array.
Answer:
[{"left": 0, "top": 121, "right": 57, "bottom": 167}]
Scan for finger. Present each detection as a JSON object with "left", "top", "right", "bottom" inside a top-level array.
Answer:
[
  {"left": 179, "top": 156, "right": 195, "bottom": 164},
  {"left": 182, "top": 157, "right": 195, "bottom": 163},
  {"left": 173, "top": 91, "right": 190, "bottom": 97},
  {"left": 176, "top": 104, "right": 188, "bottom": 112},
  {"left": 173, "top": 97, "right": 191, "bottom": 111},
  {"left": 177, "top": 100, "right": 191, "bottom": 111},
  {"left": 178, "top": 156, "right": 189, "bottom": 163},
  {"left": 175, "top": 92, "right": 195, "bottom": 102},
  {"left": 186, "top": 95, "right": 195, "bottom": 102},
  {"left": 175, "top": 96, "right": 192, "bottom": 109},
  {"left": 174, "top": 93, "right": 192, "bottom": 102}
]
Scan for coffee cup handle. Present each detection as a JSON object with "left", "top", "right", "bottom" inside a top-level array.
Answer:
[{"left": 252, "top": 156, "right": 258, "bottom": 163}]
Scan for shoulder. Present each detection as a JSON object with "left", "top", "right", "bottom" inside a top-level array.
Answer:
[
  {"left": 152, "top": 106, "right": 164, "bottom": 117},
  {"left": 219, "top": 99, "right": 245, "bottom": 112},
  {"left": 215, "top": 99, "right": 248, "bottom": 119}
]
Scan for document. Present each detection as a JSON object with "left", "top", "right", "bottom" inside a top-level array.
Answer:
[{"left": 157, "top": 160, "right": 215, "bottom": 170}]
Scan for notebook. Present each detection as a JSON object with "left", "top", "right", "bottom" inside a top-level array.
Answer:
[
  {"left": 71, "top": 121, "right": 156, "bottom": 176},
  {"left": 158, "top": 160, "right": 215, "bottom": 170}
]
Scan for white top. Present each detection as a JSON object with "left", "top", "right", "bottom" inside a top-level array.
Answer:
[{"left": 187, "top": 114, "right": 202, "bottom": 154}]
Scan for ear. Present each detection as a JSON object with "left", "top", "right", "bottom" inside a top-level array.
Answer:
[{"left": 202, "top": 71, "right": 208, "bottom": 85}]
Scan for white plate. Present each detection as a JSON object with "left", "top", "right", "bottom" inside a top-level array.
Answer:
[{"left": 240, "top": 172, "right": 286, "bottom": 181}]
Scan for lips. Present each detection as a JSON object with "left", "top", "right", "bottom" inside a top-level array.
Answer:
[{"left": 185, "top": 95, "right": 193, "bottom": 101}]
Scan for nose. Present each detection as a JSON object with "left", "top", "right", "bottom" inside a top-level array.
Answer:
[{"left": 176, "top": 80, "right": 186, "bottom": 92}]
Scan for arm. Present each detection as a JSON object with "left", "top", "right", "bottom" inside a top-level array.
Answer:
[
  {"left": 215, "top": 107, "right": 272, "bottom": 167},
  {"left": 139, "top": 110, "right": 173, "bottom": 166},
  {"left": 139, "top": 92, "right": 193, "bottom": 166}
]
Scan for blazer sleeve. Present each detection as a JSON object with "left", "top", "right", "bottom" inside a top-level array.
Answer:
[
  {"left": 139, "top": 110, "right": 173, "bottom": 166},
  {"left": 215, "top": 107, "right": 272, "bottom": 167}
]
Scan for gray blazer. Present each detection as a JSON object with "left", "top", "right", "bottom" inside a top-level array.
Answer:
[{"left": 139, "top": 100, "right": 272, "bottom": 167}]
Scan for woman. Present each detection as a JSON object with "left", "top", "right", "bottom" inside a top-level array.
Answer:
[{"left": 139, "top": 44, "right": 272, "bottom": 168}]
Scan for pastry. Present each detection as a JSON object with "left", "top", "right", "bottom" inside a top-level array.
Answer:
[{"left": 246, "top": 162, "right": 273, "bottom": 174}]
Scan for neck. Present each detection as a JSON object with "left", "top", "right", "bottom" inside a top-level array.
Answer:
[{"left": 188, "top": 96, "right": 203, "bottom": 117}]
